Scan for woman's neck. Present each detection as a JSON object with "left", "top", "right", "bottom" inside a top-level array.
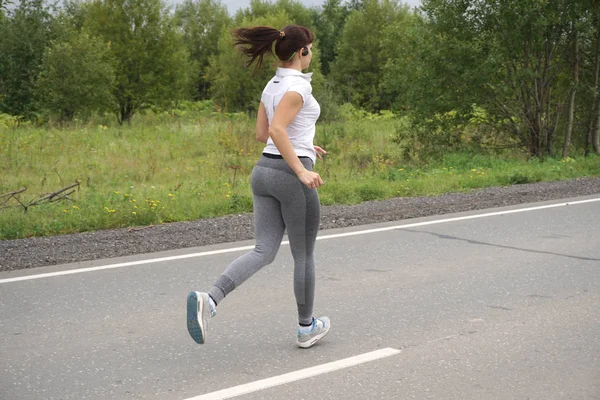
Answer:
[{"left": 280, "top": 60, "right": 303, "bottom": 72}]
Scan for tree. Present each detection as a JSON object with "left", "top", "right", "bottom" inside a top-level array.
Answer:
[
  {"left": 36, "top": 32, "right": 116, "bottom": 121},
  {"left": 330, "top": 0, "right": 409, "bottom": 111},
  {"left": 561, "top": 0, "right": 593, "bottom": 158},
  {"left": 585, "top": 5, "right": 600, "bottom": 154},
  {"left": 0, "top": 0, "right": 56, "bottom": 117},
  {"left": 311, "top": 0, "right": 350, "bottom": 76},
  {"left": 417, "top": 0, "right": 575, "bottom": 158},
  {"left": 174, "top": 0, "right": 230, "bottom": 100},
  {"left": 234, "top": 0, "right": 314, "bottom": 28},
  {"left": 85, "top": 0, "right": 192, "bottom": 124},
  {"left": 379, "top": 9, "right": 423, "bottom": 112},
  {"left": 61, "top": 0, "right": 89, "bottom": 32}
]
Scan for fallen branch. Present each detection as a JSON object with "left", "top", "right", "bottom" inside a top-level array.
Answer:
[
  {"left": 0, "top": 187, "right": 27, "bottom": 209},
  {"left": 0, "top": 187, "right": 27, "bottom": 199},
  {"left": 1, "top": 182, "right": 81, "bottom": 213},
  {"left": 26, "top": 181, "right": 80, "bottom": 211}
]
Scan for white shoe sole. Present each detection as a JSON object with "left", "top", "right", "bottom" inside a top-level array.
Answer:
[
  {"left": 297, "top": 322, "right": 331, "bottom": 348},
  {"left": 187, "top": 291, "right": 208, "bottom": 344}
]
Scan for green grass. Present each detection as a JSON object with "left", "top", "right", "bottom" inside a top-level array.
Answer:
[{"left": 1, "top": 112, "right": 599, "bottom": 240}]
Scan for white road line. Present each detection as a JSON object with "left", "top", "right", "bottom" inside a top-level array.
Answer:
[
  {"left": 0, "top": 245, "right": 253, "bottom": 284},
  {"left": 316, "top": 197, "right": 600, "bottom": 241},
  {"left": 183, "top": 347, "right": 401, "bottom": 400},
  {"left": 1, "top": 197, "right": 599, "bottom": 285}
]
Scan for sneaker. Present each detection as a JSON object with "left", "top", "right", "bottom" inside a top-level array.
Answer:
[
  {"left": 297, "top": 316, "right": 331, "bottom": 348},
  {"left": 186, "top": 291, "right": 215, "bottom": 344}
]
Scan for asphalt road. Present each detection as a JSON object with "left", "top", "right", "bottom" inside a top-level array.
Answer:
[{"left": 1, "top": 196, "right": 599, "bottom": 400}]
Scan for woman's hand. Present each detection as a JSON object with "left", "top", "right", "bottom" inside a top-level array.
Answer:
[
  {"left": 298, "top": 170, "right": 324, "bottom": 189},
  {"left": 314, "top": 145, "right": 327, "bottom": 160}
]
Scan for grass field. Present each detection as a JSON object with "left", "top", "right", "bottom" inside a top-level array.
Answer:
[{"left": 1, "top": 111, "right": 599, "bottom": 240}]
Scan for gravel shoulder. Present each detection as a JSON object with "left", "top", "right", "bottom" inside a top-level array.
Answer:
[{"left": 1, "top": 177, "right": 599, "bottom": 272}]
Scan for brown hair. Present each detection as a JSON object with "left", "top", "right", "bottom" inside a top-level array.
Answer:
[{"left": 232, "top": 24, "right": 314, "bottom": 69}]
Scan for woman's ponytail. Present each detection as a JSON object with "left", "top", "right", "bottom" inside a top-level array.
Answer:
[
  {"left": 232, "top": 25, "right": 314, "bottom": 69},
  {"left": 232, "top": 26, "right": 281, "bottom": 69}
]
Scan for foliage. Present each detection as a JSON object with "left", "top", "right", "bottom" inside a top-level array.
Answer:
[
  {"left": 1, "top": 0, "right": 599, "bottom": 159},
  {"left": 0, "top": 113, "right": 19, "bottom": 129},
  {"left": 36, "top": 32, "right": 116, "bottom": 121},
  {"left": 0, "top": 0, "right": 56, "bottom": 117},
  {"left": 329, "top": 0, "right": 410, "bottom": 111},
  {"left": 234, "top": 0, "right": 314, "bottom": 28},
  {"left": 174, "top": 0, "right": 231, "bottom": 100},
  {"left": 311, "top": 0, "right": 350, "bottom": 75},
  {"left": 416, "top": 0, "right": 600, "bottom": 157},
  {"left": 84, "top": 0, "right": 192, "bottom": 123}
]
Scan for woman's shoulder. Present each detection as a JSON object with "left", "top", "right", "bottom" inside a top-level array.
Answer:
[
  {"left": 286, "top": 77, "right": 312, "bottom": 95},
  {"left": 287, "top": 75, "right": 312, "bottom": 85}
]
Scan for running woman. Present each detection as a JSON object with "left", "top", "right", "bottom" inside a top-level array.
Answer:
[{"left": 187, "top": 24, "right": 330, "bottom": 348}]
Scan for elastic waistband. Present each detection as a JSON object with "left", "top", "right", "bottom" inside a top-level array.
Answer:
[
  {"left": 262, "top": 152, "right": 311, "bottom": 160},
  {"left": 256, "top": 154, "right": 314, "bottom": 173}
]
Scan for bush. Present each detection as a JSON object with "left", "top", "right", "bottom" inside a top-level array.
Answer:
[{"left": 0, "top": 113, "right": 19, "bottom": 129}]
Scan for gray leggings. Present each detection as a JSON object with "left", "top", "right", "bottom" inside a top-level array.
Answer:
[{"left": 208, "top": 155, "right": 320, "bottom": 325}]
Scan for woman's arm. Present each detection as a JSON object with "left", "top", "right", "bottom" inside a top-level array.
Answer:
[
  {"left": 269, "top": 92, "right": 323, "bottom": 188},
  {"left": 256, "top": 102, "right": 269, "bottom": 143}
]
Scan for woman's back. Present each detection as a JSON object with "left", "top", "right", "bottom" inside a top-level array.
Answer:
[{"left": 261, "top": 67, "right": 321, "bottom": 161}]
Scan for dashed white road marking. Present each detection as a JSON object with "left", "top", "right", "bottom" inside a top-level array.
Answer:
[{"left": 182, "top": 347, "right": 401, "bottom": 400}]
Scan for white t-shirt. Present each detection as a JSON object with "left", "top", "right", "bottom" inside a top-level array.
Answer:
[{"left": 261, "top": 67, "right": 321, "bottom": 163}]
